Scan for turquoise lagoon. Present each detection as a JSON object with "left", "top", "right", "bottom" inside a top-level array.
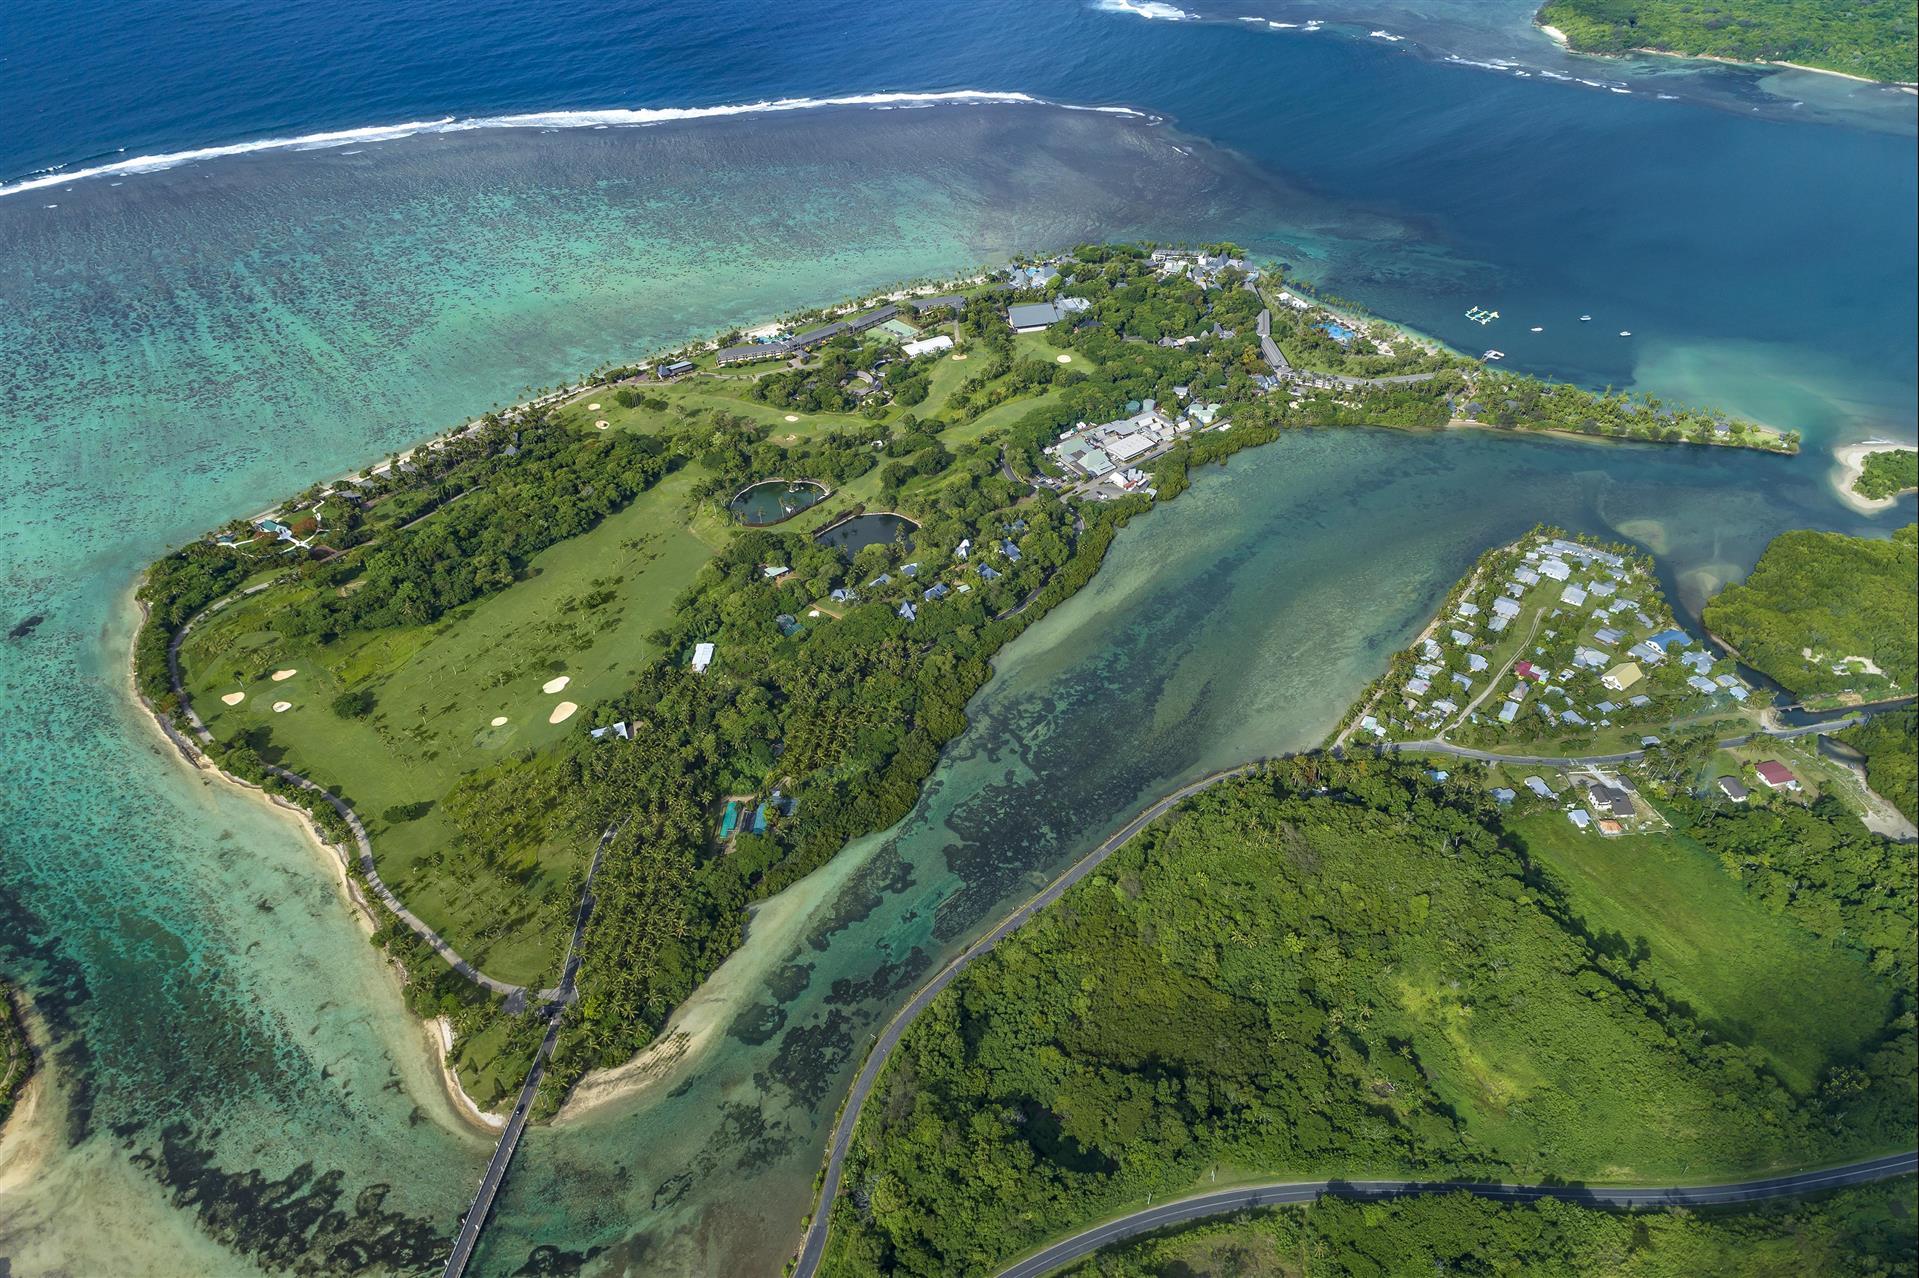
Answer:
[{"left": 0, "top": 76, "right": 1914, "bottom": 1278}]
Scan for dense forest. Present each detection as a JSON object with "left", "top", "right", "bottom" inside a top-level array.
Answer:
[
  {"left": 1059, "top": 1183, "right": 1917, "bottom": 1278},
  {"left": 1701, "top": 525, "right": 1916, "bottom": 699},
  {"left": 1856, "top": 447, "right": 1919, "bottom": 501},
  {"left": 1537, "top": 0, "right": 1919, "bottom": 83},
  {"left": 825, "top": 758, "right": 1915, "bottom": 1276},
  {"left": 1842, "top": 707, "right": 1918, "bottom": 825}
]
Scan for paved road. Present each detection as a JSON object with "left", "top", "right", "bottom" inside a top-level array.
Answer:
[
  {"left": 995, "top": 1151, "right": 1919, "bottom": 1277},
  {"left": 791, "top": 763, "right": 1263, "bottom": 1278},
  {"left": 441, "top": 823, "right": 616, "bottom": 1278},
  {"left": 1398, "top": 713, "right": 1863, "bottom": 767}
]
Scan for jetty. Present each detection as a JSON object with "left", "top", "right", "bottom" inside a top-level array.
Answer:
[{"left": 441, "top": 823, "right": 617, "bottom": 1278}]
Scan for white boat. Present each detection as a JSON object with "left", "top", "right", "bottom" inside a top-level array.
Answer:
[
  {"left": 1579, "top": 314, "right": 1591, "bottom": 321},
  {"left": 1530, "top": 326, "right": 1543, "bottom": 332},
  {"left": 1618, "top": 330, "right": 1632, "bottom": 337},
  {"left": 1482, "top": 350, "right": 1505, "bottom": 361}
]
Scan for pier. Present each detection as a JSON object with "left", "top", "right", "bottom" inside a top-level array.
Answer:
[{"left": 441, "top": 823, "right": 617, "bottom": 1278}]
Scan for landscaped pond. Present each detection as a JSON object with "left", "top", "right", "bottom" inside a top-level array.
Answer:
[
  {"left": 729, "top": 479, "right": 827, "bottom": 526},
  {"left": 814, "top": 512, "right": 917, "bottom": 559}
]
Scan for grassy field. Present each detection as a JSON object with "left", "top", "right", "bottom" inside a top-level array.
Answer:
[
  {"left": 181, "top": 464, "right": 720, "bottom": 984},
  {"left": 1508, "top": 808, "right": 1893, "bottom": 1093}
]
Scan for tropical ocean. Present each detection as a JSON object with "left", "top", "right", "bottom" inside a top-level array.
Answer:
[{"left": 0, "top": 2, "right": 1913, "bottom": 1275}]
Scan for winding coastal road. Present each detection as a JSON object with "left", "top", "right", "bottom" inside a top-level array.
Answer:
[
  {"left": 793, "top": 734, "right": 1913, "bottom": 1277},
  {"left": 993, "top": 1152, "right": 1919, "bottom": 1278},
  {"left": 792, "top": 762, "right": 1262, "bottom": 1278},
  {"left": 1396, "top": 712, "right": 1864, "bottom": 767}
]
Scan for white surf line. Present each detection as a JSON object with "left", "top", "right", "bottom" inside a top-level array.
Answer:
[{"left": 0, "top": 90, "right": 1153, "bottom": 200}]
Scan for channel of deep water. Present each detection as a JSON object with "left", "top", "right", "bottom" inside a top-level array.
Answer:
[{"left": 0, "top": 28, "right": 1913, "bottom": 1276}]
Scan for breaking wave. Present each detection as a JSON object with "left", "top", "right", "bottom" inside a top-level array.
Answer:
[{"left": 2, "top": 90, "right": 1151, "bottom": 200}]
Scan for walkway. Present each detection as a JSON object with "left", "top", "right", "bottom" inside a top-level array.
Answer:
[
  {"left": 442, "top": 823, "right": 617, "bottom": 1278},
  {"left": 165, "top": 595, "right": 555, "bottom": 1003},
  {"left": 791, "top": 763, "right": 1263, "bottom": 1278},
  {"left": 994, "top": 1151, "right": 1919, "bottom": 1278}
]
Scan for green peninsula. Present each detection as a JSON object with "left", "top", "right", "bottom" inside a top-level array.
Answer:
[
  {"left": 1537, "top": 0, "right": 1919, "bottom": 84},
  {"left": 1702, "top": 524, "right": 1917, "bottom": 705},
  {"left": 134, "top": 244, "right": 1805, "bottom": 1115}
]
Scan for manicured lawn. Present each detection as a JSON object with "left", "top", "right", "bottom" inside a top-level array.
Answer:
[
  {"left": 1508, "top": 809, "right": 1893, "bottom": 1093},
  {"left": 181, "top": 465, "right": 721, "bottom": 984}
]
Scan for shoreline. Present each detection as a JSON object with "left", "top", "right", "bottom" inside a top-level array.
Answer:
[
  {"left": 1531, "top": 16, "right": 1915, "bottom": 88},
  {"left": 0, "top": 988, "right": 44, "bottom": 1194},
  {"left": 1831, "top": 440, "right": 1919, "bottom": 514},
  {"left": 123, "top": 588, "right": 505, "bottom": 1135}
]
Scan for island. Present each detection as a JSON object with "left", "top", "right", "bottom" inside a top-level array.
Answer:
[
  {"left": 1837, "top": 442, "right": 1919, "bottom": 511},
  {"left": 133, "top": 243, "right": 1806, "bottom": 1132},
  {"left": 1536, "top": 0, "right": 1919, "bottom": 84},
  {"left": 810, "top": 528, "right": 1917, "bottom": 1278}
]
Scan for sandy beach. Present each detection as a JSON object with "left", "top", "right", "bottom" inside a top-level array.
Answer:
[
  {"left": 123, "top": 586, "right": 496, "bottom": 1139},
  {"left": 1539, "top": 23, "right": 1568, "bottom": 46},
  {"left": 1832, "top": 440, "right": 1918, "bottom": 514}
]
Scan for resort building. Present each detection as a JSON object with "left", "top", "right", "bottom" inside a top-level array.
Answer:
[{"left": 901, "top": 334, "right": 954, "bottom": 358}]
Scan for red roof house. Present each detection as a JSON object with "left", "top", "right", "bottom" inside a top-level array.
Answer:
[
  {"left": 1514, "top": 661, "right": 1543, "bottom": 682},
  {"left": 1754, "top": 760, "right": 1799, "bottom": 791}
]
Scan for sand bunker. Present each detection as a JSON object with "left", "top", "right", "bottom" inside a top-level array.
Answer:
[
  {"left": 490, "top": 716, "right": 509, "bottom": 727},
  {"left": 271, "top": 668, "right": 298, "bottom": 682},
  {"left": 272, "top": 701, "right": 292, "bottom": 713},
  {"left": 784, "top": 414, "right": 799, "bottom": 422},
  {"left": 219, "top": 691, "right": 246, "bottom": 706},
  {"left": 542, "top": 675, "right": 571, "bottom": 694},
  {"left": 951, "top": 353, "right": 967, "bottom": 361},
  {"left": 548, "top": 701, "right": 578, "bottom": 725},
  {"left": 596, "top": 420, "right": 609, "bottom": 430},
  {"left": 1056, "top": 354, "right": 1072, "bottom": 363},
  {"left": 587, "top": 402, "right": 601, "bottom": 410}
]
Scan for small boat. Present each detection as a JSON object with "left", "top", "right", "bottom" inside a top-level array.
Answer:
[
  {"left": 1482, "top": 350, "right": 1505, "bottom": 361},
  {"left": 1579, "top": 314, "right": 1591, "bottom": 322},
  {"left": 1618, "top": 330, "right": 1632, "bottom": 337},
  {"left": 1529, "top": 326, "right": 1543, "bottom": 332}
]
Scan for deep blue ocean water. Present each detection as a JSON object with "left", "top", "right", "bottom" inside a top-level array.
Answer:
[{"left": 1, "top": 3, "right": 1914, "bottom": 1275}]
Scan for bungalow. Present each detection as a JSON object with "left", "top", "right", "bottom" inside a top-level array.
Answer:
[
  {"left": 1560, "top": 584, "right": 1588, "bottom": 606},
  {"left": 1491, "top": 787, "right": 1516, "bottom": 803},
  {"left": 1524, "top": 775, "right": 1555, "bottom": 798},
  {"left": 1716, "top": 775, "right": 1750, "bottom": 803},
  {"left": 657, "top": 360, "right": 695, "bottom": 379},
  {"left": 691, "top": 641, "right": 716, "bottom": 673},
  {"left": 1629, "top": 641, "right": 1666, "bottom": 665},
  {"left": 1498, "top": 700, "right": 1520, "bottom": 722},
  {"left": 1686, "top": 674, "right": 1718, "bottom": 694},
  {"left": 1538, "top": 559, "right": 1572, "bottom": 582},
  {"left": 1492, "top": 596, "right": 1522, "bottom": 620},
  {"left": 923, "top": 583, "right": 950, "bottom": 602},
  {"left": 1513, "top": 566, "right": 1540, "bottom": 587},
  {"left": 1514, "top": 661, "right": 1544, "bottom": 682},
  {"left": 1000, "top": 540, "right": 1023, "bottom": 562},
  {"left": 1597, "top": 818, "right": 1624, "bottom": 837},
  {"left": 1567, "top": 809, "right": 1592, "bottom": 830},
  {"left": 897, "top": 601, "right": 917, "bottom": 621},
  {"left": 1405, "top": 677, "right": 1432, "bottom": 697},
  {"left": 1600, "top": 662, "right": 1643, "bottom": 691},
  {"left": 1593, "top": 626, "right": 1623, "bottom": 646},
  {"left": 1754, "top": 760, "right": 1800, "bottom": 791},
  {"left": 1449, "top": 628, "right": 1474, "bottom": 646},
  {"left": 1467, "top": 653, "right": 1489, "bottom": 673}
]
